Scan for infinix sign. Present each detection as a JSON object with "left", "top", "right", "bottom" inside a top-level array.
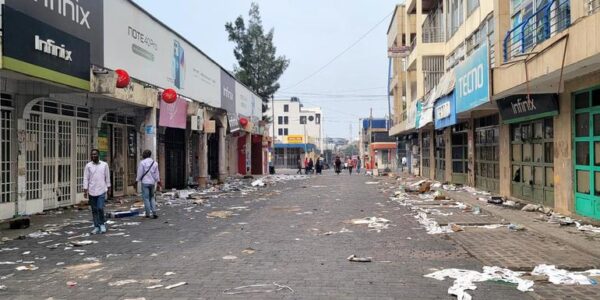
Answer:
[
  {"left": 35, "top": 35, "right": 73, "bottom": 61},
  {"left": 32, "top": 0, "right": 92, "bottom": 29}
]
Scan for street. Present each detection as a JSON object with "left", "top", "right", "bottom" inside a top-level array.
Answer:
[{"left": 0, "top": 171, "right": 564, "bottom": 300}]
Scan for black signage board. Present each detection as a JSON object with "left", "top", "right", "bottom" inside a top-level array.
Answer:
[
  {"left": 3, "top": 5, "right": 90, "bottom": 88},
  {"left": 5, "top": 0, "right": 103, "bottom": 65},
  {"left": 497, "top": 93, "right": 559, "bottom": 124}
]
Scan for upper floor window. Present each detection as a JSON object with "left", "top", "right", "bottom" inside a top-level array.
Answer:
[
  {"left": 300, "top": 116, "right": 307, "bottom": 124},
  {"left": 278, "top": 128, "right": 283, "bottom": 135},
  {"left": 467, "top": 0, "right": 480, "bottom": 15},
  {"left": 315, "top": 114, "right": 321, "bottom": 124},
  {"left": 283, "top": 104, "right": 289, "bottom": 112},
  {"left": 278, "top": 116, "right": 283, "bottom": 125},
  {"left": 284, "top": 116, "right": 289, "bottom": 124},
  {"left": 283, "top": 128, "right": 289, "bottom": 136}
]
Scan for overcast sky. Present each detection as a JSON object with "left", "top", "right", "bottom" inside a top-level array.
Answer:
[{"left": 133, "top": 0, "right": 402, "bottom": 139}]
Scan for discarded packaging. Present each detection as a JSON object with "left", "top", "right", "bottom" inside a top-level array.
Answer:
[
  {"left": 347, "top": 254, "right": 372, "bottom": 262},
  {"left": 450, "top": 223, "right": 464, "bottom": 232},
  {"left": 487, "top": 196, "right": 504, "bottom": 205},
  {"left": 521, "top": 204, "right": 541, "bottom": 212},
  {"left": 108, "top": 279, "right": 138, "bottom": 287},
  {"left": 106, "top": 209, "right": 141, "bottom": 218},
  {"left": 508, "top": 224, "right": 526, "bottom": 231},
  {"left": 208, "top": 211, "right": 234, "bottom": 219},
  {"left": 223, "top": 282, "right": 294, "bottom": 295},
  {"left": 350, "top": 217, "right": 390, "bottom": 232},
  {"left": 222, "top": 255, "right": 238, "bottom": 260},
  {"left": 165, "top": 282, "right": 187, "bottom": 289},
  {"left": 531, "top": 264, "right": 597, "bottom": 285}
]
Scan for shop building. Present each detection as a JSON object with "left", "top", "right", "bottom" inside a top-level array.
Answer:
[
  {"left": 359, "top": 119, "right": 396, "bottom": 172},
  {"left": 267, "top": 98, "right": 323, "bottom": 169},
  {"left": 388, "top": 0, "right": 600, "bottom": 221}
]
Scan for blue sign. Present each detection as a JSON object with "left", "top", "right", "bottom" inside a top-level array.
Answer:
[
  {"left": 415, "top": 101, "right": 423, "bottom": 128},
  {"left": 455, "top": 43, "right": 490, "bottom": 113},
  {"left": 434, "top": 93, "right": 457, "bottom": 129}
]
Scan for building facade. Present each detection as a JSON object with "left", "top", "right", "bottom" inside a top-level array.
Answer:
[
  {"left": 388, "top": 0, "right": 600, "bottom": 221},
  {"left": 267, "top": 97, "right": 323, "bottom": 169},
  {"left": 359, "top": 119, "right": 397, "bottom": 173},
  {"left": 0, "top": 0, "right": 269, "bottom": 221}
]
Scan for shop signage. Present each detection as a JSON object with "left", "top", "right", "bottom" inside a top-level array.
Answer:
[
  {"left": 434, "top": 93, "right": 457, "bottom": 129},
  {"left": 221, "top": 70, "right": 237, "bottom": 114},
  {"left": 5, "top": 0, "right": 103, "bottom": 65},
  {"left": 455, "top": 43, "right": 490, "bottom": 113},
  {"left": 103, "top": 0, "right": 221, "bottom": 108},
  {"left": 2, "top": 6, "right": 90, "bottom": 89},
  {"left": 497, "top": 93, "right": 559, "bottom": 123},
  {"left": 159, "top": 97, "right": 188, "bottom": 129},
  {"left": 287, "top": 135, "right": 304, "bottom": 144},
  {"left": 228, "top": 113, "right": 240, "bottom": 132}
]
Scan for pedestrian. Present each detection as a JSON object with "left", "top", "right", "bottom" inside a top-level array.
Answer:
[
  {"left": 135, "top": 149, "right": 162, "bottom": 219},
  {"left": 304, "top": 156, "right": 309, "bottom": 175},
  {"left": 308, "top": 158, "right": 314, "bottom": 174},
  {"left": 356, "top": 157, "right": 362, "bottom": 174},
  {"left": 315, "top": 158, "right": 322, "bottom": 175},
  {"left": 83, "top": 149, "right": 111, "bottom": 234},
  {"left": 334, "top": 156, "right": 342, "bottom": 175},
  {"left": 296, "top": 155, "right": 303, "bottom": 174},
  {"left": 348, "top": 158, "right": 354, "bottom": 175}
]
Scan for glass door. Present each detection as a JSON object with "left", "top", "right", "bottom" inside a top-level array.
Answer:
[
  {"left": 574, "top": 88, "right": 600, "bottom": 219},
  {"left": 434, "top": 130, "right": 446, "bottom": 182}
]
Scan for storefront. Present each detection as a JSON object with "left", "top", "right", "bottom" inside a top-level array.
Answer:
[
  {"left": 451, "top": 123, "right": 469, "bottom": 184},
  {"left": 158, "top": 97, "right": 188, "bottom": 189},
  {"left": 421, "top": 131, "right": 432, "bottom": 178},
  {"left": 99, "top": 113, "right": 138, "bottom": 197},
  {"left": 498, "top": 93, "right": 558, "bottom": 207},
  {"left": 474, "top": 114, "right": 500, "bottom": 193},
  {"left": 434, "top": 129, "right": 446, "bottom": 182},
  {"left": 0, "top": 94, "right": 15, "bottom": 213},
  {"left": 434, "top": 92, "right": 458, "bottom": 184},
  {"left": 573, "top": 87, "right": 600, "bottom": 219}
]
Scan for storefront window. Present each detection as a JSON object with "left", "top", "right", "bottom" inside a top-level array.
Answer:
[{"left": 576, "top": 113, "right": 589, "bottom": 137}]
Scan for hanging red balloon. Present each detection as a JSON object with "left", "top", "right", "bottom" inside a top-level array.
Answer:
[
  {"left": 162, "top": 88, "right": 177, "bottom": 104},
  {"left": 239, "top": 117, "right": 249, "bottom": 127},
  {"left": 115, "top": 69, "right": 130, "bottom": 88}
]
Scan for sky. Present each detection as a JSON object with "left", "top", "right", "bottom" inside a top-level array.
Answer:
[{"left": 133, "top": 0, "right": 403, "bottom": 139}]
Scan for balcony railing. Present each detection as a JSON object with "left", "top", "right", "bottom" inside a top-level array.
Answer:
[
  {"left": 589, "top": 0, "right": 600, "bottom": 15},
  {"left": 422, "top": 26, "right": 444, "bottom": 43},
  {"left": 503, "top": 0, "right": 570, "bottom": 62}
]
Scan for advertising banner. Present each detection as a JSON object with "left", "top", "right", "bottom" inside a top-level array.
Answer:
[
  {"left": 236, "top": 82, "right": 253, "bottom": 117},
  {"left": 434, "top": 93, "right": 457, "bottom": 129},
  {"left": 455, "top": 43, "right": 490, "bottom": 113},
  {"left": 2, "top": 6, "right": 90, "bottom": 90},
  {"left": 103, "top": 0, "right": 220, "bottom": 108},
  {"left": 497, "top": 93, "right": 559, "bottom": 124},
  {"left": 221, "top": 70, "right": 236, "bottom": 114},
  {"left": 159, "top": 98, "right": 188, "bottom": 129},
  {"left": 5, "top": 0, "right": 104, "bottom": 65}
]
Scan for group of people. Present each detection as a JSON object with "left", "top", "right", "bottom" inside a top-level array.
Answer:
[
  {"left": 83, "top": 149, "right": 161, "bottom": 235},
  {"left": 296, "top": 155, "right": 324, "bottom": 175},
  {"left": 334, "top": 156, "right": 361, "bottom": 175}
]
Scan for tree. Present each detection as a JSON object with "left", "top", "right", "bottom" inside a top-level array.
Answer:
[{"left": 225, "top": 3, "right": 289, "bottom": 117}]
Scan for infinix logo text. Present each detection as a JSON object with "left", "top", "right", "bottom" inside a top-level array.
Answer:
[
  {"left": 35, "top": 35, "right": 73, "bottom": 61},
  {"left": 33, "top": 0, "right": 91, "bottom": 29}
]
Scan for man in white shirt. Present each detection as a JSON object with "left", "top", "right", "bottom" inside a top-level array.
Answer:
[
  {"left": 135, "top": 149, "right": 162, "bottom": 219},
  {"left": 83, "top": 149, "right": 111, "bottom": 234}
]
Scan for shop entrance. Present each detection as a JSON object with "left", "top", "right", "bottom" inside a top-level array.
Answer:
[
  {"left": 451, "top": 123, "right": 469, "bottom": 185},
  {"left": 475, "top": 115, "right": 500, "bottom": 193},
  {"left": 574, "top": 87, "right": 600, "bottom": 219},
  {"left": 1, "top": 94, "right": 14, "bottom": 204},
  {"left": 251, "top": 135, "right": 263, "bottom": 175},
  {"left": 237, "top": 134, "right": 247, "bottom": 175},
  {"left": 421, "top": 131, "right": 431, "bottom": 177},
  {"left": 163, "top": 127, "right": 186, "bottom": 189},
  {"left": 434, "top": 129, "right": 446, "bottom": 182},
  {"left": 99, "top": 114, "right": 137, "bottom": 197},
  {"left": 25, "top": 101, "right": 90, "bottom": 209},
  {"left": 207, "top": 132, "right": 219, "bottom": 180},
  {"left": 510, "top": 117, "right": 554, "bottom": 206}
]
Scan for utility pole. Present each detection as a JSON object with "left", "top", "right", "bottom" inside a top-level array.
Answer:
[{"left": 271, "top": 95, "right": 275, "bottom": 174}]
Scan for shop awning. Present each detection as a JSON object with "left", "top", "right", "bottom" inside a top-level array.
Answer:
[{"left": 432, "top": 68, "right": 455, "bottom": 101}]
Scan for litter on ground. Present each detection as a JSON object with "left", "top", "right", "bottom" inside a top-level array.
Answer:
[{"left": 223, "top": 282, "right": 294, "bottom": 295}]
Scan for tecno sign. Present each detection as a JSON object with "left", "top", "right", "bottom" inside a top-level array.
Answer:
[
  {"left": 35, "top": 35, "right": 73, "bottom": 61},
  {"left": 454, "top": 43, "right": 490, "bottom": 113},
  {"left": 457, "top": 64, "right": 484, "bottom": 99}
]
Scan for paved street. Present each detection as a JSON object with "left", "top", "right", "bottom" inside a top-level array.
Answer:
[{"left": 0, "top": 171, "right": 540, "bottom": 299}]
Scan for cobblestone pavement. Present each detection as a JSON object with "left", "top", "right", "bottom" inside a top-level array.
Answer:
[{"left": 0, "top": 171, "right": 533, "bottom": 299}]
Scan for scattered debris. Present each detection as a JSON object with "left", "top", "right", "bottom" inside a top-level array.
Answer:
[
  {"left": 164, "top": 272, "right": 176, "bottom": 276},
  {"left": 350, "top": 217, "right": 390, "bottom": 232},
  {"left": 165, "top": 282, "right": 187, "bottom": 289},
  {"left": 450, "top": 223, "right": 464, "bottom": 232},
  {"left": 251, "top": 179, "right": 265, "bottom": 187},
  {"left": 222, "top": 255, "right": 238, "bottom": 260},
  {"left": 108, "top": 279, "right": 138, "bottom": 287},
  {"left": 487, "top": 196, "right": 504, "bottom": 205},
  {"left": 575, "top": 222, "right": 600, "bottom": 234},
  {"left": 147, "top": 284, "right": 163, "bottom": 289},
  {"left": 70, "top": 240, "right": 98, "bottom": 247},
  {"left": 66, "top": 281, "right": 77, "bottom": 287},
  {"left": 521, "top": 204, "right": 541, "bottom": 212},
  {"left": 531, "top": 264, "right": 599, "bottom": 285},
  {"left": 242, "top": 248, "right": 256, "bottom": 254},
  {"left": 508, "top": 224, "right": 526, "bottom": 231},
  {"left": 365, "top": 182, "right": 379, "bottom": 185},
  {"left": 0, "top": 285, "right": 6, "bottom": 290},
  {"left": 15, "top": 265, "right": 38, "bottom": 271},
  {"left": 207, "top": 211, "right": 234, "bottom": 219},
  {"left": 347, "top": 254, "right": 372, "bottom": 262},
  {"left": 223, "top": 282, "right": 294, "bottom": 295}
]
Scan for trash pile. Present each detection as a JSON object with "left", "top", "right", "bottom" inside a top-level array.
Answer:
[
  {"left": 425, "top": 264, "right": 600, "bottom": 300},
  {"left": 350, "top": 217, "right": 390, "bottom": 232}
]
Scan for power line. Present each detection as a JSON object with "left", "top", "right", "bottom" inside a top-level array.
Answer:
[{"left": 280, "top": 11, "right": 393, "bottom": 92}]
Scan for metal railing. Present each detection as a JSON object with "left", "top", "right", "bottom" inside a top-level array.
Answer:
[
  {"left": 589, "top": 0, "right": 600, "bottom": 15},
  {"left": 503, "top": 0, "right": 570, "bottom": 62},
  {"left": 422, "top": 26, "right": 445, "bottom": 43}
]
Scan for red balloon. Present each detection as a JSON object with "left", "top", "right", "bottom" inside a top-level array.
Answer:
[
  {"left": 115, "top": 69, "right": 130, "bottom": 88},
  {"left": 162, "top": 88, "right": 177, "bottom": 104},
  {"left": 239, "top": 117, "right": 249, "bottom": 127}
]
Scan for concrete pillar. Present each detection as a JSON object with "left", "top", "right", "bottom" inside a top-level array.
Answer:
[
  {"left": 467, "top": 117, "right": 475, "bottom": 187},
  {"left": 198, "top": 132, "right": 208, "bottom": 188},
  {"left": 499, "top": 122, "right": 511, "bottom": 197},
  {"left": 445, "top": 127, "right": 452, "bottom": 183},
  {"left": 218, "top": 124, "right": 227, "bottom": 183},
  {"left": 430, "top": 128, "right": 435, "bottom": 181},
  {"left": 493, "top": 0, "right": 511, "bottom": 67},
  {"left": 141, "top": 107, "right": 157, "bottom": 156}
]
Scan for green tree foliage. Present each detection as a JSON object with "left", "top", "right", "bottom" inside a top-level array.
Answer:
[{"left": 225, "top": 3, "right": 289, "bottom": 116}]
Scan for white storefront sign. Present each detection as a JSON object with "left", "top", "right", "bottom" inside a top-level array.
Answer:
[{"left": 103, "top": 0, "right": 220, "bottom": 108}]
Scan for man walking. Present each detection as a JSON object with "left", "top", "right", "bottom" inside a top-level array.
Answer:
[
  {"left": 136, "top": 150, "right": 161, "bottom": 219},
  {"left": 83, "top": 149, "right": 111, "bottom": 234}
]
